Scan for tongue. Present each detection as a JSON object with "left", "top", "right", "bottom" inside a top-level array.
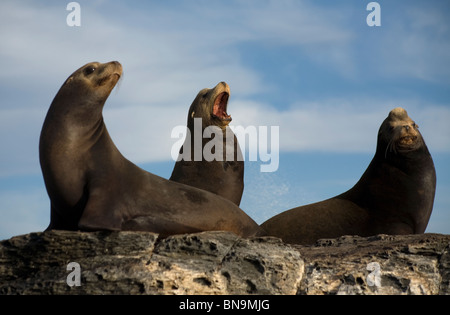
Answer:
[{"left": 213, "top": 92, "right": 231, "bottom": 121}]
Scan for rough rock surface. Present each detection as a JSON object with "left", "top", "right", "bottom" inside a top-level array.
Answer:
[
  {"left": 296, "top": 234, "right": 450, "bottom": 295},
  {"left": 0, "top": 231, "right": 448, "bottom": 295}
]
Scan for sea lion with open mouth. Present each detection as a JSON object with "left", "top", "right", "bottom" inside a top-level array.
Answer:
[
  {"left": 39, "top": 62, "right": 261, "bottom": 238},
  {"left": 261, "top": 108, "right": 436, "bottom": 245},
  {"left": 170, "top": 82, "right": 244, "bottom": 206}
]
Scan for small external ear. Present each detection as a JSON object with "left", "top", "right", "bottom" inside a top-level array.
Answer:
[
  {"left": 191, "top": 111, "right": 195, "bottom": 118},
  {"left": 64, "top": 77, "right": 74, "bottom": 85}
]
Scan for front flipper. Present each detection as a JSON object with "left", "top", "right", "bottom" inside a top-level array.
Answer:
[
  {"left": 47, "top": 202, "right": 84, "bottom": 231},
  {"left": 77, "top": 195, "right": 123, "bottom": 232}
]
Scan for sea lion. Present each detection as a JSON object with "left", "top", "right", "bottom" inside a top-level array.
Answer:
[
  {"left": 170, "top": 82, "right": 244, "bottom": 205},
  {"left": 39, "top": 61, "right": 261, "bottom": 238},
  {"left": 261, "top": 108, "right": 436, "bottom": 245}
]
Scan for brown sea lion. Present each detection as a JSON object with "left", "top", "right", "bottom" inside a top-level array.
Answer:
[
  {"left": 261, "top": 107, "right": 436, "bottom": 245},
  {"left": 170, "top": 82, "right": 244, "bottom": 205},
  {"left": 39, "top": 61, "right": 261, "bottom": 238}
]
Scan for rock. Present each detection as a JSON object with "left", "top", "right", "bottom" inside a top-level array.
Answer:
[
  {"left": 0, "top": 231, "right": 159, "bottom": 294},
  {"left": 0, "top": 231, "right": 302, "bottom": 295},
  {"left": 296, "top": 234, "right": 450, "bottom": 295},
  {"left": 0, "top": 231, "right": 448, "bottom": 295}
]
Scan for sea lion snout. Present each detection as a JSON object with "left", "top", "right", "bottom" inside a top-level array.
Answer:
[
  {"left": 398, "top": 123, "right": 420, "bottom": 147},
  {"left": 108, "top": 61, "right": 123, "bottom": 77},
  {"left": 102, "top": 61, "right": 123, "bottom": 78},
  {"left": 216, "top": 81, "right": 230, "bottom": 91},
  {"left": 92, "top": 61, "right": 123, "bottom": 88}
]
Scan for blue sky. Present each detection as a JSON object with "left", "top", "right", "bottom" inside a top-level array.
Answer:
[{"left": 0, "top": 0, "right": 449, "bottom": 240}]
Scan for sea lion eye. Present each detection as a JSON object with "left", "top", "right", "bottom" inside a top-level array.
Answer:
[{"left": 84, "top": 66, "right": 96, "bottom": 75}]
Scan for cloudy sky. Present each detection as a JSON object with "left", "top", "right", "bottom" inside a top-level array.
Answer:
[{"left": 1, "top": 0, "right": 449, "bottom": 240}]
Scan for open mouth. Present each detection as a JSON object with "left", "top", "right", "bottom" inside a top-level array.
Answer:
[
  {"left": 399, "top": 136, "right": 417, "bottom": 146},
  {"left": 211, "top": 92, "right": 232, "bottom": 122}
]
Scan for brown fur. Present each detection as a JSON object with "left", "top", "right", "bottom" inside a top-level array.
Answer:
[
  {"left": 261, "top": 108, "right": 436, "bottom": 245},
  {"left": 40, "top": 62, "right": 261, "bottom": 238},
  {"left": 170, "top": 82, "right": 244, "bottom": 205}
]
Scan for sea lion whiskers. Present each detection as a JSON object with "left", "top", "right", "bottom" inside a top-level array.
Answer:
[
  {"left": 385, "top": 137, "right": 396, "bottom": 159},
  {"left": 114, "top": 71, "right": 123, "bottom": 91}
]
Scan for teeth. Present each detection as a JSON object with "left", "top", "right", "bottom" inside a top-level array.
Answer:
[
  {"left": 400, "top": 136, "right": 416, "bottom": 144},
  {"left": 212, "top": 113, "right": 232, "bottom": 122}
]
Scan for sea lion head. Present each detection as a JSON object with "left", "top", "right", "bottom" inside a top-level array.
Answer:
[
  {"left": 187, "top": 82, "right": 232, "bottom": 129},
  {"left": 378, "top": 107, "right": 425, "bottom": 157},
  {"left": 56, "top": 61, "right": 123, "bottom": 110}
]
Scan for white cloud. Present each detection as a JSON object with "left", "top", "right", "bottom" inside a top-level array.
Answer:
[
  {"left": 0, "top": 0, "right": 357, "bottom": 97},
  {"left": 0, "top": 108, "right": 45, "bottom": 177},
  {"left": 1, "top": 0, "right": 449, "bottom": 178},
  {"left": 103, "top": 97, "right": 450, "bottom": 173},
  {"left": 1, "top": 93, "right": 449, "bottom": 178},
  {"left": 103, "top": 104, "right": 182, "bottom": 163},
  {"left": 232, "top": 98, "right": 450, "bottom": 155},
  {"left": 0, "top": 0, "right": 355, "bottom": 177}
]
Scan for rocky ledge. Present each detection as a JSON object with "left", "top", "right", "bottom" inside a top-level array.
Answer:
[{"left": 0, "top": 231, "right": 449, "bottom": 295}]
